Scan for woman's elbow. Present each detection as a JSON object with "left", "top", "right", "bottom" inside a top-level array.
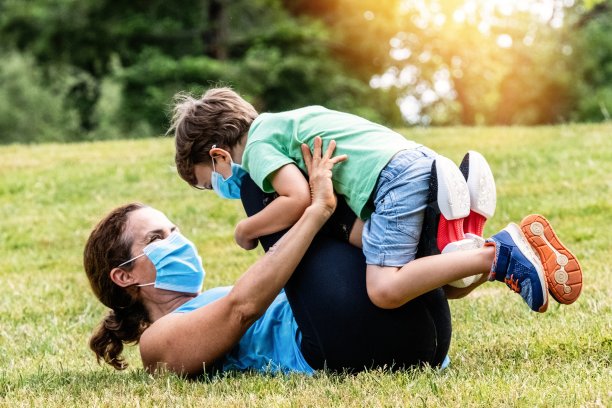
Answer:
[{"left": 226, "top": 292, "right": 263, "bottom": 329}]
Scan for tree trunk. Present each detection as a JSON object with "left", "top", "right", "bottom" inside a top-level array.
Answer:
[{"left": 203, "top": 0, "right": 228, "bottom": 60}]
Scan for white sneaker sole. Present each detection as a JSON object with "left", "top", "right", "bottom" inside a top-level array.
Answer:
[
  {"left": 444, "top": 237, "right": 483, "bottom": 288},
  {"left": 435, "top": 155, "right": 470, "bottom": 220},
  {"left": 464, "top": 151, "right": 496, "bottom": 218}
]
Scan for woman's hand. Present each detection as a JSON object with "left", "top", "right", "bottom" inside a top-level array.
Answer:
[{"left": 301, "top": 137, "right": 347, "bottom": 219}]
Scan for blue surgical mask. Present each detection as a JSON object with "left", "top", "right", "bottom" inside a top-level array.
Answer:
[
  {"left": 118, "top": 231, "right": 205, "bottom": 294},
  {"left": 211, "top": 159, "right": 247, "bottom": 200}
]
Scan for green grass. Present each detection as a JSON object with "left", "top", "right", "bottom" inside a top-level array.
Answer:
[{"left": 0, "top": 124, "right": 610, "bottom": 407}]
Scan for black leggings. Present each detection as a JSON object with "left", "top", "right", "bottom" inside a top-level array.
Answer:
[{"left": 241, "top": 177, "right": 452, "bottom": 372}]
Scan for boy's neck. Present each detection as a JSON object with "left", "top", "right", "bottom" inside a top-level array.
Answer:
[{"left": 231, "top": 133, "right": 248, "bottom": 164}]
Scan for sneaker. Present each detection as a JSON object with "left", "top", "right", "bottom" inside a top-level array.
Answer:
[
  {"left": 519, "top": 215, "right": 583, "bottom": 305},
  {"left": 443, "top": 235, "right": 485, "bottom": 287},
  {"left": 432, "top": 155, "right": 471, "bottom": 252},
  {"left": 459, "top": 151, "right": 496, "bottom": 237},
  {"left": 486, "top": 223, "right": 549, "bottom": 312},
  {"left": 415, "top": 156, "right": 470, "bottom": 258}
]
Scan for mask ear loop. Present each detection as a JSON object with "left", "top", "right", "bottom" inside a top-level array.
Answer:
[
  {"left": 117, "top": 252, "right": 146, "bottom": 268},
  {"left": 211, "top": 144, "right": 218, "bottom": 173}
]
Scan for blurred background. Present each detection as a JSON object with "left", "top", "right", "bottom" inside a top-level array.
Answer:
[{"left": 0, "top": 0, "right": 610, "bottom": 143}]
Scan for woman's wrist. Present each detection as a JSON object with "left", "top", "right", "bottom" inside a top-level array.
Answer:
[{"left": 304, "top": 204, "right": 334, "bottom": 226}]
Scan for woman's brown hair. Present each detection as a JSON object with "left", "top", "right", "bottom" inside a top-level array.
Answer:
[{"left": 83, "top": 203, "right": 150, "bottom": 370}]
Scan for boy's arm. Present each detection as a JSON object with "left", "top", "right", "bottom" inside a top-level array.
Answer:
[{"left": 235, "top": 163, "right": 311, "bottom": 249}]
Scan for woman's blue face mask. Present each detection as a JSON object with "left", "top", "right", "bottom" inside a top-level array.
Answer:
[
  {"left": 118, "top": 231, "right": 205, "bottom": 294},
  {"left": 211, "top": 158, "right": 247, "bottom": 200}
]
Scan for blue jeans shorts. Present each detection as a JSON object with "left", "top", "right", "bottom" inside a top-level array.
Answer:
[{"left": 362, "top": 146, "right": 437, "bottom": 267}]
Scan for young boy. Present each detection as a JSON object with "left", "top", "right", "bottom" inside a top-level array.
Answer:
[{"left": 170, "top": 87, "right": 583, "bottom": 311}]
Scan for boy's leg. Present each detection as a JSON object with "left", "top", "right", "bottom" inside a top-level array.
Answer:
[
  {"left": 366, "top": 249, "right": 494, "bottom": 309},
  {"left": 367, "top": 221, "right": 553, "bottom": 312},
  {"left": 362, "top": 147, "right": 489, "bottom": 308}
]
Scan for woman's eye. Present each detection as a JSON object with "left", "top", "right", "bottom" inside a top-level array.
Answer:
[{"left": 148, "top": 234, "right": 162, "bottom": 243}]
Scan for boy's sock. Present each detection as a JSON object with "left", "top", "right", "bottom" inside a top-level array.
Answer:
[
  {"left": 459, "top": 150, "right": 496, "bottom": 237},
  {"left": 486, "top": 223, "right": 549, "bottom": 312},
  {"left": 519, "top": 215, "right": 583, "bottom": 305}
]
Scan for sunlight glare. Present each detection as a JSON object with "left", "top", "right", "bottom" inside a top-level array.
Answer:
[{"left": 497, "top": 34, "right": 513, "bottom": 48}]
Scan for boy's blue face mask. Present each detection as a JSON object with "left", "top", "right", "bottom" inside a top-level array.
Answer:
[
  {"left": 211, "top": 158, "right": 247, "bottom": 200},
  {"left": 118, "top": 231, "right": 205, "bottom": 294}
]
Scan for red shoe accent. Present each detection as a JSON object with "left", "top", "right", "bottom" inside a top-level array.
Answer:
[
  {"left": 464, "top": 210, "right": 487, "bottom": 236},
  {"left": 437, "top": 215, "right": 466, "bottom": 252},
  {"left": 504, "top": 274, "right": 521, "bottom": 293}
]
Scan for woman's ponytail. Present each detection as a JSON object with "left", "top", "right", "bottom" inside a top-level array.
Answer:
[
  {"left": 89, "top": 303, "right": 150, "bottom": 370},
  {"left": 84, "top": 203, "right": 151, "bottom": 370}
]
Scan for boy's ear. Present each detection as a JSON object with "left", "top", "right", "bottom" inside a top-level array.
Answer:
[{"left": 209, "top": 146, "right": 232, "bottom": 163}]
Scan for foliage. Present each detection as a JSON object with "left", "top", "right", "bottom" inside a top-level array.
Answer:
[
  {"left": 572, "top": 6, "right": 612, "bottom": 121},
  {"left": 0, "top": 0, "right": 612, "bottom": 142},
  {"left": 0, "top": 125, "right": 610, "bottom": 404},
  {"left": 0, "top": 51, "right": 81, "bottom": 143}
]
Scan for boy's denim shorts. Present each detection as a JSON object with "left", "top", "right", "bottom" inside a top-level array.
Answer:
[{"left": 362, "top": 146, "right": 437, "bottom": 267}]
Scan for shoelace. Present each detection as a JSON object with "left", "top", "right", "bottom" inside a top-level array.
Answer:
[{"left": 504, "top": 274, "right": 521, "bottom": 293}]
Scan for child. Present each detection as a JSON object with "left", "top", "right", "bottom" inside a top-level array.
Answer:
[{"left": 170, "top": 87, "right": 583, "bottom": 311}]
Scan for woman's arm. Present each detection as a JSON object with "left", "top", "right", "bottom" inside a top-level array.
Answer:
[
  {"left": 234, "top": 163, "right": 311, "bottom": 249},
  {"left": 139, "top": 138, "right": 346, "bottom": 375}
]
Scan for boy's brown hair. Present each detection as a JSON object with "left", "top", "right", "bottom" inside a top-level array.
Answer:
[{"left": 169, "top": 87, "right": 258, "bottom": 186}]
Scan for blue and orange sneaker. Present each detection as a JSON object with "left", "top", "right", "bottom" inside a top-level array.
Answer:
[
  {"left": 520, "top": 214, "right": 583, "bottom": 305},
  {"left": 486, "top": 223, "right": 549, "bottom": 312}
]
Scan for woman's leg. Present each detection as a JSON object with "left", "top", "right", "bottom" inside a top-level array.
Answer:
[
  {"left": 285, "top": 237, "right": 451, "bottom": 371},
  {"left": 241, "top": 176, "right": 452, "bottom": 371}
]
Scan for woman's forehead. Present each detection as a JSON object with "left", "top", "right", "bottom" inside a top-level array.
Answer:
[{"left": 126, "top": 207, "right": 173, "bottom": 236}]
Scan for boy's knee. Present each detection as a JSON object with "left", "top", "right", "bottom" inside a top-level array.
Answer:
[{"left": 366, "top": 266, "right": 407, "bottom": 309}]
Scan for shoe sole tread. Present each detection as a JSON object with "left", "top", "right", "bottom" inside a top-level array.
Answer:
[{"left": 520, "top": 214, "right": 583, "bottom": 304}]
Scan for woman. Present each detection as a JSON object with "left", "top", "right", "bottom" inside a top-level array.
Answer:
[
  {"left": 84, "top": 139, "right": 451, "bottom": 374},
  {"left": 84, "top": 139, "right": 454, "bottom": 375}
]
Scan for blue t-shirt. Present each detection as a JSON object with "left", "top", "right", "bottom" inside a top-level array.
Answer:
[{"left": 173, "top": 286, "right": 314, "bottom": 374}]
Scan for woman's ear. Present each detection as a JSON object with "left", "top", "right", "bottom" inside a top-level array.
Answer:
[{"left": 110, "top": 267, "right": 136, "bottom": 288}]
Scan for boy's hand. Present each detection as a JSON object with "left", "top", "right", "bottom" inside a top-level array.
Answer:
[
  {"left": 235, "top": 220, "right": 258, "bottom": 250},
  {"left": 300, "top": 136, "right": 347, "bottom": 218}
]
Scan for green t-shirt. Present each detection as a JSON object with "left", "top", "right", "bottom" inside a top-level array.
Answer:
[{"left": 242, "top": 106, "right": 420, "bottom": 219}]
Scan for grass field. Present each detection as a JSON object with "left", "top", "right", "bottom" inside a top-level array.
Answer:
[{"left": 0, "top": 124, "right": 610, "bottom": 407}]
